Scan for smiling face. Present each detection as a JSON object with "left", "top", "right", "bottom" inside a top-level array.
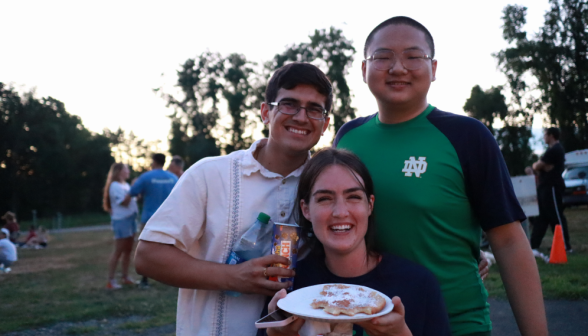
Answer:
[
  {"left": 362, "top": 24, "right": 437, "bottom": 112},
  {"left": 301, "top": 164, "right": 374, "bottom": 257},
  {"left": 261, "top": 84, "right": 330, "bottom": 155}
]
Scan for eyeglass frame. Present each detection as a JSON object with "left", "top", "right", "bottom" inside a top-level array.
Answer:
[
  {"left": 270, "top": 101, "right": 328, "bottom": 120},
  {"left": 364, "top": 50, "right": 434, "bottom": 71}
]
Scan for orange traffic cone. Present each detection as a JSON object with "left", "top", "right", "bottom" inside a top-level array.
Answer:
[{"left": 549, "top": 224, "right": 567, "bottom": 264}]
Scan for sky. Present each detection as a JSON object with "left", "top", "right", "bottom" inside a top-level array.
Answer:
[{"left": 1, "top": 0, "right": 552, "bottom": 151}]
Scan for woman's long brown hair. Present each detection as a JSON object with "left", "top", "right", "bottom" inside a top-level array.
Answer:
[{"left": 102, "top": 163, "right": 126, "bottom": 213}]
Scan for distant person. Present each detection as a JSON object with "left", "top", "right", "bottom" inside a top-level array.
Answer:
[
  {"left": 531, "top": 127, "right": 572, "bottom": 252},
  {"left": 168, "top": 155, "right": 185, "bottom": 178},
  {"left": 18, "top": 225, "right": 37, "bottom": 247},
  {"left": 23, "top": 226, "right": 49, "bottom": 249},
  {"left": 1, "top": 211, "right": 20, "bottom": 243},
  {"left": 126, "top": 153, "right": 178, "bottom": 288},
  {"left": 103, "top": 163, "right": 139, "bottom": 289},
  {"left": 0, "top": 228, "right": 17, "bottom": 272}
]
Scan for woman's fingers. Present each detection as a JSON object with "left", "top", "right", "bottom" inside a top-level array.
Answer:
[{"left": 269, "top": 289, "right": 288, "bottom": 313}]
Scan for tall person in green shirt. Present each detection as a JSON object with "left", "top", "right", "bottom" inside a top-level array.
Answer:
[{"left": 334, "top": 17, "right": 547, "bottom": 336}]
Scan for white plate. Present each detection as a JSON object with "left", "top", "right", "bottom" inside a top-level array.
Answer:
[{"left": 277, "top": 283, "right": 394, "bottom": 323}]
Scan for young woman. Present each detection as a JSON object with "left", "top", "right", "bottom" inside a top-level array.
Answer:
[
  {"left": 267, "top": 148, "right": 450, "bottom": 336},
  {"left": 103, "top": 163, "right": 138, "bottom": 289}
]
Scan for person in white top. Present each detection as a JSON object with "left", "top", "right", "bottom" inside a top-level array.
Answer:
[
  {"left": 0, "top": 228, "right": 17, "bottom": 270},
  {"left": 103, "top": 163, "right": 138, "bottom": 289},
  {"left": 134, "top": 63, "right": 333, "bottom": 336}
]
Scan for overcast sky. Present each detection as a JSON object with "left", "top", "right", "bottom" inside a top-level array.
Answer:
[{"left": 1, "top": 0, "right": 551, "bottom": 151}]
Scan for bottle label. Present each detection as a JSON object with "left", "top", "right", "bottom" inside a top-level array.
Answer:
[{"left": 226, "top": 251, "right": 245, "bottom": 265}]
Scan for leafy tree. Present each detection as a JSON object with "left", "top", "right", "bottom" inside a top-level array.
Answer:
[
  {"left": 463, "top": 85, "right": 508, "bottom": 133},
  {"left": 495, "top": 0, "right": 588, "bottom": 150},
  {"left": 464, "top": 85, "right": 535, "bottom": 175},
  {"left": 222, "top": 53, "right": 256, "bottom": 153},
  {"left": 0, "top": 83, "right": 114, "bottom": 220},
  {"left": 272, "top": 27, "right": 357, "bottom": 134},
  {"left": 159, "top": 53, "right": 222, "bottom": 165}
]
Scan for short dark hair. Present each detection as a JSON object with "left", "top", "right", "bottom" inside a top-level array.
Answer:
[
  {"left": 171, "top": 155, "right": 184, "bottom": 169},
  {"left": 151, "top": 153, "right": 166, "bottom": 167},
  {"left": 265, "top": 62, "right": 333, "bottom": 113},
  {"left": 364, "top": 16, "right": 435, "bottom": 58},
  {"left": 295, "top": 148, "right": 379, "bottom": 261},
  {"left": 545, "top": 127, "right": 560, "bottom": 140}
]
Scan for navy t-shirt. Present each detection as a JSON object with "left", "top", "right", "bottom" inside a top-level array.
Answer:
[{"left": 294, "top": 253, "right": 451, "bottom": 336}]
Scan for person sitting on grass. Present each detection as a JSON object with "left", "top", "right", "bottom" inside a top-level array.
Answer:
[
  {"left": 0, "top": 228, "right": 17, "bottom": 273},
  {"left": 2, "top": 211, "right": 20, "bottom": 243},
  {"left": 266, "top": 148, "right": 450, "bottom": 336},
  {"left": 18, "top": 225, "right": 37, "bottom": 247},
  {"left": 22, "top": 226, "right": 49, "bottom": 249}
]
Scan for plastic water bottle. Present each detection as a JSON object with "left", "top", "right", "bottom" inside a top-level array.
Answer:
[{"left": 225, "top": 212, "right": 273, "bottom": 296}]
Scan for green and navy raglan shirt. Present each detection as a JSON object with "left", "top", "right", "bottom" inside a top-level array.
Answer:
[{"left": 334, "top": 105, "right": 526, "bottom": 335}]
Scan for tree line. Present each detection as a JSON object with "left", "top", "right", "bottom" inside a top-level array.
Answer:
[
  {"left": 2, "top": 1, "right": 586, "bottom": 220},
  {"left": 159, "top": 27, "right": 356, "bottom": 165},
  {"left": 464, "top": 0, "right": 587, "bottom": 175}
]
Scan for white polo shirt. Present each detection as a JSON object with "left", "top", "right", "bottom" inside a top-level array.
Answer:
[{"left": 139, "top": 139, "right": 308, "bottom": 336}]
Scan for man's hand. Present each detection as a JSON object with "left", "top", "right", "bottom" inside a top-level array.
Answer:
[
  {"left": 532, "top": 160, "right": 553, "bottom": 172},
  {"left": 230, "top": 254, "right": 296, "bottom": 296},
  {"left": 479, "top": 250, "right": 490, "bottom": 280},
  {"left": 355, "top": 297, "right": 412, "bottom": 336},
  {"left": 267, "top": 289, "right": 305, "bottom": 336},
  {"left": 135, "top": 241, "right": 293, "bottom": 295}
]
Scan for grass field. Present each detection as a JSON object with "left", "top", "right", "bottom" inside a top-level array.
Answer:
[
  {"left": 484, "top": 206, "right": 588, "bottom": 299},
  {"left": 0, "top": 230, "right": 177, "bottom": 334},
  {"left": 1, "top": 207, "right": 587, "bottom": 334}
]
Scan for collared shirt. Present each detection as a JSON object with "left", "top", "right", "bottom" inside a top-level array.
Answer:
[{"left": 139, "top": 139, "right": 309, "bottom": 336}]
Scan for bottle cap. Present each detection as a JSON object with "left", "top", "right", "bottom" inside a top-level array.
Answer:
[{"left": 257, "top": 212, "right": 271, "bottom": 224}]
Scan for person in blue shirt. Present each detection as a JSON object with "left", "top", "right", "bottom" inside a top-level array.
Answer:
[{"left": 127, "top": 153, "right": 178, "bottom": 287}]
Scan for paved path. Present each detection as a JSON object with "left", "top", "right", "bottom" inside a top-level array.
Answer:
[
  {"left": 48, "top": 224, "right": 110, "bottom": 234},
  {"left": 489, "top": 298, "right": 588, "bottom": 335}
]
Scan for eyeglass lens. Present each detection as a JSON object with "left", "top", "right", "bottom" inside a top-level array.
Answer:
[
  {"left": 278, "top": 101, "right": 325, "bottom": 120},
  {"left": 370, "top": 50, "right": 430, "bottom": 71}
]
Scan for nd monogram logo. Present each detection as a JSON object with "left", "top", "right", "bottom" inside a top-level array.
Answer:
[{"left": 402, "top": 156, "right": 428, "bottom": 177}]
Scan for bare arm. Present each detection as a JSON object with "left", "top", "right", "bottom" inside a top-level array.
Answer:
[
  {"left": 120, "top": 194, "right": 132, "bottom": 207},
  {"left": 134, "top": 240, "right": 295, "bottom": 296},
  {"left": 486, "top": 221, "right": 548, "bottom": 336},
  {"left": 532, "top": 160, "right": 553, "bottom": 172}
]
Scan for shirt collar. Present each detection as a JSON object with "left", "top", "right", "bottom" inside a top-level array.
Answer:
[{"left": 242, "top": 139, "right": 311, "bottom": 179}]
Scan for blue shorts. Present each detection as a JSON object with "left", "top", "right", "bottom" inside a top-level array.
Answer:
[{"left": 112, "top": 213, "right": 137, "bottom": 239}]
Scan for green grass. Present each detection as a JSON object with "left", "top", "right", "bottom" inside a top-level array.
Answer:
[
  {"left": 2, "top": 207, "right": 586, "bottom": 333},
  {"left": 484, "top": 206, "right": 588, "bottom": 300},
  {"left": 0, "top": 230, "right": 177, "bottom": 333},
  {"left": 19, "top": 212, "right": 111, "bottom": 230}
]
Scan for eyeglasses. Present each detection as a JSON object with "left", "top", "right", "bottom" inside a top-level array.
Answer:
[
  {"left": 365, "top": 50, "right": 433, "bottom": 71},
  {"left": 270, "top": 101, "right": 327, "bottom": 120}
]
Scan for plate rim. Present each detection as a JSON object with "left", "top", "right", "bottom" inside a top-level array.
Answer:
[{"left": 277, "top": 283, "right": 394, "bottom": 323}]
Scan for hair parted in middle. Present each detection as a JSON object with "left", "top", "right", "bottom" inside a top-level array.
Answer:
[
  {"left": 265, "top": 62, "right": 334, "bottom": 113},
  {"left": 295, "top": 147, "right": 380, "bottom": 260}
]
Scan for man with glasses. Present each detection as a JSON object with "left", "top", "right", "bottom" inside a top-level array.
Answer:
[
  {"left": 334, "top": 16, "right": 547, "bottom": 336},
  {"left": 134, "top": 63, "right": 331, "bottom": 336}
]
